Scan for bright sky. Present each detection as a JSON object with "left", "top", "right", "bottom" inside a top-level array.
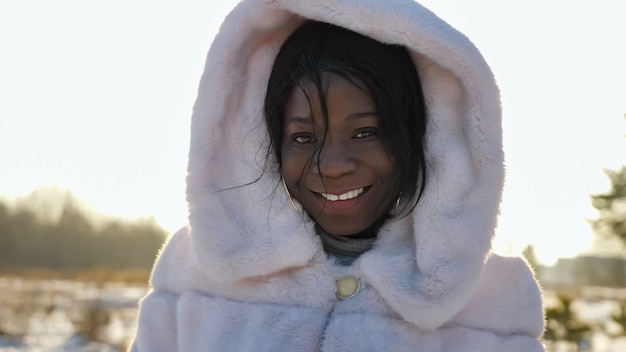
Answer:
[{"left": 1, "top": 1, "right": 624, "bottom": 265}]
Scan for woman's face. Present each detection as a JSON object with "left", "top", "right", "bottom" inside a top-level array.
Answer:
[{"left": 281, "top": 72, "right": 397, "bottom": 236}]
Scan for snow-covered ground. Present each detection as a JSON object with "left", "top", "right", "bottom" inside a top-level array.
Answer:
[
  {"left": 1, "top": 277, "right": 626, "bottom": 351},
  {"left": 543, "top": 287, "right": 626, "bottom": 352},
  {"left": 0, "top": 277, "right": 147, "bottom": 351}
]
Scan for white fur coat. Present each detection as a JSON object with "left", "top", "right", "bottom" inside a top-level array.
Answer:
[{"left": 130, "top": 0, "right": 546, "bottom": 351}]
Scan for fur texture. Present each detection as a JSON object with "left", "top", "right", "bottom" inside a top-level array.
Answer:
[{"left": 130, "top": 0, "right": 546, "bottom": 350}]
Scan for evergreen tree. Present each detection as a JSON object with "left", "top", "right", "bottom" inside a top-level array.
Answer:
[
  {"left": 0, "top": 188, "right": 167, "bottom": 270},
  {"left": 591, "top": 114, "right": 626, "bottom": 244},
  {"left": 591, "top": 166, "right": 626, "bottom": 242}
]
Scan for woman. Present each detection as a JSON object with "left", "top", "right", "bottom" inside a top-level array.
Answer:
[{"left": 130, "top": 1, "right": 545, "bottom": 351}]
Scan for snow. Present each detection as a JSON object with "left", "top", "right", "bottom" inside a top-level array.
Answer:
[{"left": 0, "top": 277, "right": 147, "bottom": 352}]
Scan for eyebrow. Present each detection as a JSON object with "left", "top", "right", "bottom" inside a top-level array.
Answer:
[
  {"left": 284, "top": 111, "right": 379, "bottom": 127},
  {"left": 284, "top": 116, "right": 312, "bottom": 126},
  {"left": 348, "top": 111, "right": 378, "bottom": 120}
]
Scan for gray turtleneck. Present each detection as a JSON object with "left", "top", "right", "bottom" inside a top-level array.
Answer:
[{"left": 317, "top": 228, "right": 376, "bottom": 266}]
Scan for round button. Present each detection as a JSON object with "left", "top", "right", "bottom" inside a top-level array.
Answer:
[{"left": 336, "top": 276, "right": 360, "bottom": 299}]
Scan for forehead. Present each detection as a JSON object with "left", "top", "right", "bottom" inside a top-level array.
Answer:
[{"left": 284, "top": 72, "right": 375, "bottom": 121}]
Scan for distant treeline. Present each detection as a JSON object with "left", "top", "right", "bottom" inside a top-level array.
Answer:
[{"left": 0, "top": 189, "right": 167, "bottom": 270}]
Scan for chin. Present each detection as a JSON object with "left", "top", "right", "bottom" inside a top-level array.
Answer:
[{"left": 317, "top": 222, "right": 368, "bottom": 237}]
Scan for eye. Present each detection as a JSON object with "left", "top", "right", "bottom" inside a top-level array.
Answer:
[
  {"left": 293, "top": 134, "right": 316, "bottom": 144},
  {"left": 353, "top": 128, "right": 378, "bottom": 139}
]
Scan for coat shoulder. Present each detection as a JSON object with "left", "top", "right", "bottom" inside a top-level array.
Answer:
[{"left": 451, "top": 253, "right": 546, "bottom": 338}]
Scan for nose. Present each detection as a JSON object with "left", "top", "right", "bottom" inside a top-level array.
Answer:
[{"left": 313, "top": 140, "right": 357, "bottom": 178}]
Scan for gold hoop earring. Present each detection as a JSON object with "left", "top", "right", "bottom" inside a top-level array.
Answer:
[
  {"left": 392, "top": 193, "right": 401, "bottom": 217},
  {"left": 282, "top": 177, "right": 300, "bottom": 213}
]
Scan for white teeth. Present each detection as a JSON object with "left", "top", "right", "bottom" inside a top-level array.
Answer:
[{"left": 320, "top": 188, "right": 364, "bottom": 202}]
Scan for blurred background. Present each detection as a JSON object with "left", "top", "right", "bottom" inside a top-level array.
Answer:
[{"left": 1, "top": 0, "right": 624, "bottom": 351}]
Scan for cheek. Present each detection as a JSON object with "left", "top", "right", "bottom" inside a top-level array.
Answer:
[
  {"left": 358, "top": 145, "right": 396, "bottom": 181},
  {"left": 376, "top": 145, "right": 397, "bottom": 179},
  {"left": 372, "top": 153, "right": 398, "bottom": 189},
  {"left": 385, "top": 162, "right": 399, "bottom": 187},
  {"left": 280, "top": 149, "right": 310, "bottom": 189}
]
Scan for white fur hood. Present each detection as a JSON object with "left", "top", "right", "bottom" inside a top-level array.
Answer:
[{"left": 151, "top": 0, "right": 544, "bottom": 341}]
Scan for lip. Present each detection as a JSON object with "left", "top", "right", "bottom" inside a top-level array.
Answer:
[{"left": 311, "top": 186, "right": 371, "bottom": 212}]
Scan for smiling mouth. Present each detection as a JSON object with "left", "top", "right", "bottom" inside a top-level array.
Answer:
[{"left": 319, "top": 187, "right": 365, "bottom": 202}]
